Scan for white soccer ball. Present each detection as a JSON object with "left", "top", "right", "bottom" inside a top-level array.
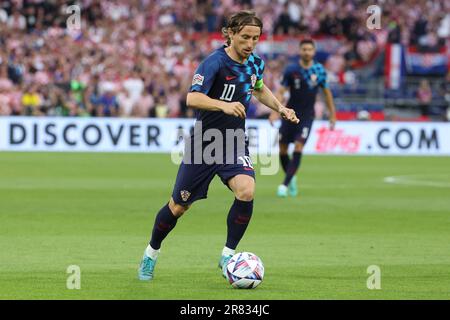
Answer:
[{"left": 224, "top": 252, "right": 264, "bottom": 289}]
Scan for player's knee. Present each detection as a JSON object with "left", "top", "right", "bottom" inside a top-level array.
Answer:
[
  {"left": 168, "top": 199, "right": 190, "bottom": 217},
  {"left": 235, "top": 187, "right": 254, "bottom": 201},
  {"left": 279, "top": 143, "right": 288, "bottom": 155},
  {"left": 170, "top": 204, "right": 189, "bottom": 217},
  {"left": 294, "top": 143, "right": 304, "bottom": 152}
]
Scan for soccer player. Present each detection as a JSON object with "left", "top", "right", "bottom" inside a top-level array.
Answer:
[
  {"left": 138, "top": 11, "right": 299, "bottom": 281},
  {"left": 269, "top": 39, "right": 336, "bottom": 198}
]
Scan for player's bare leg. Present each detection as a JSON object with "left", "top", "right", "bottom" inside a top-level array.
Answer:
[
  {"left": 138, "top": 198, "right": 190, "bottom": 281},
  {"left": 219, "top": 174, "right": 255, "bottom": 275}
]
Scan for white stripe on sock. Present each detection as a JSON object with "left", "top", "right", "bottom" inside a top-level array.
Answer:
[
  {"left": 145, "top": 244, "right": 160, "bottom": 260},
  {"left": 222, "top": 246, "right": 235, "bottom": 257}
]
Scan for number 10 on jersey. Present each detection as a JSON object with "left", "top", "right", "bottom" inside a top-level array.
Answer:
[{"left": 220, "top": 84, "right": 236, "bottom": 101}]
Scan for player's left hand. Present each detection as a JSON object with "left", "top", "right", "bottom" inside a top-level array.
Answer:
[{"left": 279, "top": 106, "right": 299, "bottom": 124}]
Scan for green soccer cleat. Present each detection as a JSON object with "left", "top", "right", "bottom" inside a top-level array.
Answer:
[
  {"left": 277, "top": 184, "right": 288, "bottom": 198},
  {"left": 218, "top": 254, "right": 233, "bottom": 278},
  {"left": 288, "top": 176, "right": 298, "bottom": 197},
  {"left": 138, "top": 253, "right": 157, "bottom": 281}
]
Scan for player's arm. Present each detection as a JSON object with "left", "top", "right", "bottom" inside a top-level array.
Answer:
[
  {"left": 319, "top": 66, "right": 336, "bottom": 130},
  {"left": 268, "top": 85, "right": 288, "bottom": 125},
  {"left": 253, "top": 83, "right": 299, "bottom": 124},
  {"left": 322, "top": 87, "right": 336, "bottom": 130},
  {"left": 186, "top": 92, "right": 246, "bottom": 119}
]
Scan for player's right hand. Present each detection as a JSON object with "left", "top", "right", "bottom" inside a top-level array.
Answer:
[
  {"left": 280, "top": 106, "right": 299, "bottom": 124},
  {"left": 221, "top": 102, "right": 246, "bottom": 119}
]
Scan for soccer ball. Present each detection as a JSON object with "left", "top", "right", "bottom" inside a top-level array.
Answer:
[{"left": 224, "top": 252, "right": 264, "bottom": 289}]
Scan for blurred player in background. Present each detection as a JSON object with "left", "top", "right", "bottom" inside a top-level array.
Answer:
[
  {"left": 138, "top": 11, "right": 299, "bottom": 281},
  {"left": 270, "top": 39, "right": 336, "bottom": 198}
]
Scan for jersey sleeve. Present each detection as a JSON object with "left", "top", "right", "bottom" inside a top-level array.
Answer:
[
  {"left": 280, "top": 66, "right": 291, "bottom": 88},
  {"left": 254, "top": 58, "right": 265, "bottom": 90},
  {"left": 190, "top": 55, "right": 221, "bottom": 95},
  {"left": 318, "top": 65, "right": 329, "bottom": 89}
]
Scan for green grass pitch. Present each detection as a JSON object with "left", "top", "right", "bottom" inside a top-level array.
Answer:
[{"left": 0, "top": 152, "right": 449, "bottom": 299}]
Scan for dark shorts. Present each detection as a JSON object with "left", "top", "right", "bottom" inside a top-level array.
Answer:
[
  {"left": 171, "top": 160, "right": 255, "bottom": 206},
  {"left": 279, "top": 118, "right": 314, "bottom": 145}
]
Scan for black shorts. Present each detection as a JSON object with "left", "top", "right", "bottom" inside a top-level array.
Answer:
[
  {"left": 279, "top": 118, "right": 314, "bottom": 145},
  {"left": 171, "top": 159, "right": 255, "bottom": 206}
]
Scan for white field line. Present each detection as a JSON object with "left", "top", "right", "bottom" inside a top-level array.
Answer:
[{"left": 383, "top": 175, "right": 450, "bottom": 188}]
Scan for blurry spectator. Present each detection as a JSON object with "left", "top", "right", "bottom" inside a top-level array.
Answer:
[
  {"left": 87, "top": 92, "right": 101, "bottom": 116},
  {"left": 437, "top": 13, "right": 449, "bottom": 39},
  {"left": 273, "top": 3, "right": 293, "bottom": 35},
  {"left": 51, "top": 89, "right": 69, "bottom": 116},
  {"left": 133, "top": 92, "right": 155, "bottom": 117},
  {"left": 7, "top": 8, "right": 26, "bottom": 30},
  {"left": 66, "top": 98, "right": 80, "bottom": 117},
  {"left": 340, "top": 10, "right": 357, "bottom": 40},
  {"left": 154, "top": 96, "right": 169, "bottom": 118},
  {"left": 0, "top": 8, "right": 7, "bottom": 24},
  {"left": 411, "top": 16, "right": 428, "bottom": 45},
  {"left": 21, "top": 85, "right": 42, "bottom": 115},
  {"left": 325, "top": 53, "right": 346, "bottom": 75},
  {"left": 0, "top": 92, "right": 11, "bottom": 115},
  {"left": 416, "top": 79, "right": 433, "bottom": 117},
  {"left": 387, "top": 20, "right": 402, "bottom": 43},
  {"left": 166, "top": 87, "right": 182, "bottom": 117},
  {"left": 98, "top": 87, "right": 119, "bottom": 117},
  {"left": 132, "top": 93, "right": 155, "bottom": 118},
  {"left": 70, "top": 80, "right": 87, "bottom": 106},
  {"left": 287, "top": 0, "right": 301, "bottom": 28},
  {"left": 355, "top": 30, "right": 377, "bottom": 62},
  {"left": 0, "top": 63, "right": 13, "bottom": 90},
  {"left": 39, "top": 86, "right": 53, "bottom": 115},
  {"left": 204, "top": 0, "right": 218, "bottom": 32},
  {"left": 117, "top": 89, "right": 135, "bottom": 117},
  {"left": 24, "top": 5, "right": 38, "bottom": 32},
  {"left": 122, "top": 70, "right": 144, "bottom": 105},
  {"left": 0, "top": 74, "right": 14, "bottom": 115},
  {"left": 320, "top": 12, "right": 341, "bottom": 36}
]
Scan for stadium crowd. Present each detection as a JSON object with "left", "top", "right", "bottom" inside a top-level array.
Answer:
[{"left": 0, "top": 0, "right": 448, "bottom": 118}]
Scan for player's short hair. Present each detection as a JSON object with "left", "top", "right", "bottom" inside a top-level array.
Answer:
[
  {"left": 222, "top": 11, "right": 263, "bottom": 46},
  {"left": 300, "top": 39, "right": 316, "bottom": 48}
]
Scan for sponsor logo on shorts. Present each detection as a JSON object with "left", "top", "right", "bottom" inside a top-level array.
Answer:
[
  {"left": 301, "top": 127, "right": 310, "bottom": 139},
  {"left": 192, "top": 74, "right": 204, "bottom": 86},
  {"left": 180, "top": 190, "right": 191, "bottom": 201}
]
